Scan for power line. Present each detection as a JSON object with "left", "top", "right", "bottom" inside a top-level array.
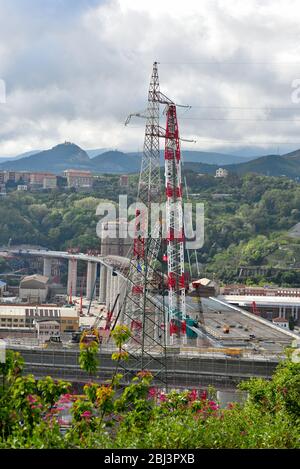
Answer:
[
  {"left": 160, "top": 61, "right": 300, "bottom": 65},
  {"left": 186, "top": 139, "right": 300, "bottom": 145},
  {"left": 179, "top": 117, "right": 300, "bottom": 122},
  {"left": 188, "top": 106, "right": 300, "bottom": 110}
]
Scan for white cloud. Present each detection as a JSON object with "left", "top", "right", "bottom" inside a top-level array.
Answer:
[{"left": 1, "top": 0, "right": 300, "bottom": 156}]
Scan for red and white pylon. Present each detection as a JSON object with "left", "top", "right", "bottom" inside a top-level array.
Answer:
[{"left": 164, "top": 104, "right": 186, "bottom": 343}]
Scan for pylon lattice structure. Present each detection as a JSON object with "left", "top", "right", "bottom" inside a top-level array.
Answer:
[
  {"left": 164, "top": 105, "right": 186, "bottom": 343},
  {"left": 118, "top": 62, "right": 187, "bottom": 388},
  {"left": 119, "top": 62, "right": 168, "bottom": 387}
]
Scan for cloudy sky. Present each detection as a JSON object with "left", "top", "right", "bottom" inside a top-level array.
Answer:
[{"left": 1, "top": 0, "right": 300, "bottom": 157}]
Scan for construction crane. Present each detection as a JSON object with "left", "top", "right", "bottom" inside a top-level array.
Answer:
[{"left": 80, "top": 269, "right": 121, "bottom": 345}]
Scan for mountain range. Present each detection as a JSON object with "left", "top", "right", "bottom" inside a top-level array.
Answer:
[
  {"left": 1, "top": 142, "right": 300, "bottom": 178},
  {"left": 184, "top": 149, "right": 300, "bottom": 178}
]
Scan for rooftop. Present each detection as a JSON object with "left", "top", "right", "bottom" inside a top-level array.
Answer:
[
  {"left": 20, "top": 274, "right": 49, "bottom": 284},
  {"left": 192, "top": 278, "right": 216, "bottom": 287},
  {"left": 221, "top": 294, "right": 300, "bottom": 306}
]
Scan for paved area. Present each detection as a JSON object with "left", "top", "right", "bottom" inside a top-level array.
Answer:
[{"left": 185, "top": 296, "right": 296, "bottom": 353}]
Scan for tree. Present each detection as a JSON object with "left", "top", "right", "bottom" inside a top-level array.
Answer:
[{"left": 288, "top": 316, "right": 296, "bottom": 331}]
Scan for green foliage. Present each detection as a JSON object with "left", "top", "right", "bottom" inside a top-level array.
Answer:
[
  {"left": 111, "top": 325, "right": 131, "bottom": 348},
  {"left": 239, "top": 359, "right": 300, "bottom": 419},
  {"left": 0, "top": 351, "right": 299, "bottom": 448},
  {"left": 1, "top": 174, "right": 300, "bottom": 285},
  {"left": 79, "top": 340, "right": 99, "bottom": 375},
  {"left": 37, "top": 376, "right": 71, "bottom": 407}
]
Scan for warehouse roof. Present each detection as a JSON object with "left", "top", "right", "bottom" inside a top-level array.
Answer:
[
  {"left": 221, "top": 295, "right": 300, "bottom": 306},
  {"left": 20, "top": 274, "right": 49, "bottom": 285}
]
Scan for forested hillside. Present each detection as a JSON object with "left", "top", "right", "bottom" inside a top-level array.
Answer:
[{"left": 1, "top": 172, "right": 300, "bottom": 286}]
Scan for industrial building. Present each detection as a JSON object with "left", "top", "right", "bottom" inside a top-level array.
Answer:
[
  {"left": 34, "top": 319, "right": 60, "bottom": 342},
  {"left": 222, "top": 284, "right": 300, "bottom": 297},
  {"left": 190, "top": 278, "right": 219, "bottom": 298},
  {"left": 220, "top": 294, "right": 300, "bottom": 325},
  {"left": 0, "top": 303, "right": 79, "bottom": 335},
  {"left": 19, "top": 274, "right": 49, "bottom": 303}
]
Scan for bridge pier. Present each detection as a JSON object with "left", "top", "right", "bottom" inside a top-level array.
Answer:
[
  {"left": 43, "top": 258, "right": 52, "bottom": 278},
  {"left": 99, "top": 265, "right": 107, "bottom": 304},
  {"left": 67, "top": 258, "right": 77, "bottom": 298},
  {"left": 86, "top": 262, "right": 97, "bottom": 300},
  {"left": 106, "top": 269, "right": 112, "bottom": 310}
]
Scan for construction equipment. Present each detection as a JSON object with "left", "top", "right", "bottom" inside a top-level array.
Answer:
[
  {"left": 80, "top": 327, "right": 101, "bottom": 345},
  {"left": 44, "top": 336, "right": 63, "bottom": 348},
  {"left": 191, "top": 281, "right": 206, "bottom": 333},
  {"left": 81, "top": 284, "right": 121, "bottom": 345},
  {"left": 251, "top": 301, "right": 261, "bottom": 316}
]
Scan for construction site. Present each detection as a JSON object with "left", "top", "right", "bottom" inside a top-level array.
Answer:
[{"left": 1, "top": 63, "right": 300, "bottom": 390}]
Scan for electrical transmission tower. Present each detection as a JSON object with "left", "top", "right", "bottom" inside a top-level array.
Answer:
[
  {"left": 118, "top": 62, "right": 191, "bottom": 388},
  {"left": 120, "top": 62, "right": 169, "bottom": 388}
]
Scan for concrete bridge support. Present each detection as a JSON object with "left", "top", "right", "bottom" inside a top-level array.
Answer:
[
  {"left": 86, "top": 262, "right": 97, "bottom": 300},
  {"left": 99, "top": 265, "right": 107, "bottom": 304},
  {"left": 106, "top": 270, "right": 112, "bottom": 310},
  {"left": 43, "top": 258, "right": 52, "bottom": 278},
  {"left": 67, "top": 258, "right": 77, "bottom": 298}
]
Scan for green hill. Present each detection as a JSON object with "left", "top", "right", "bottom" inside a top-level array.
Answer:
[
  {"left": 0, "top": 143, "right": 90, "bottom": 173},
  {"left": 185, "top": 154, "right": 300, "bottom": 178}
]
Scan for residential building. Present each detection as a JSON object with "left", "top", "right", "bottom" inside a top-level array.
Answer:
[
  {"left": 215, "top": 168, "right": 229, "bottom": 178},
  {"left": 43, "top": 175, "right": 57, "bottom": 189},
  {"left": 2, "top": 171, "right": 30, "bottom": 183},
  {"left": 64, "top": 169, "right": 93, "bottom": 189},
  {"left": 0, "top": 184, "right": 6, "bottom": 196},
  {"left": 30, "top": 172, "right": 56, "bottom": 187},
  {"left": 119, "top": 174, "right": 129, "bottom": 187},
  {"left": 17, "top": 185, "right": 28, "bottom": 191}
]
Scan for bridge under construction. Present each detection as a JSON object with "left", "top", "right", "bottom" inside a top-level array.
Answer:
[{"left": 2, "top": 63, "right": 299, "bottom": 390}]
